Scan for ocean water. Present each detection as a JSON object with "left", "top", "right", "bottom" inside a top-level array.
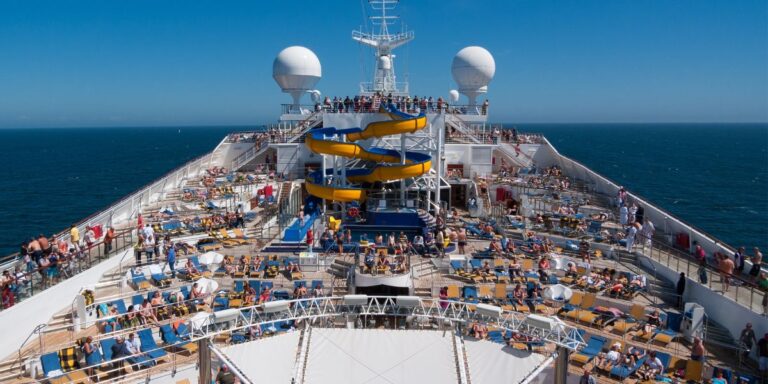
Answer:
[{"left": 0, "top": 124, "right": 766, "bottom": 260}]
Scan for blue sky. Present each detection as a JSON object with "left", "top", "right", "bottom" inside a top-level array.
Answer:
[{"left": 0, "top": 0, "right": 766, "bottom": 127}]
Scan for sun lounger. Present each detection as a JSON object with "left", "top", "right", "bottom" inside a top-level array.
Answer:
[
  {"left": 40, "top": 349, "right": 88, "bottom": 384},
  {"left": 137, "top": 328, "right": 167, "bottom": 360},
  {"left": 571, "top": 335, "right": 607, "bottom": 365},
  {"left": 130, "top": 268, "right": 151, "bottom": 290},
  {"left": 159, "top": 324, "right": 198, "bottom": 354}
]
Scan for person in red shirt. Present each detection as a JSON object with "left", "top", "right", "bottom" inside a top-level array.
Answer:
[{"left": 306, "top": 229, "right": 314, "bottom": 252}]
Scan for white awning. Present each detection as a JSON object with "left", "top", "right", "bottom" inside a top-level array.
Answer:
[
  {"left": 220, "top": 331, "right": 301, "bottom": 383},
  {"left": 303, "top": 328, "right": 457, "bottom": 384},
  {"left": 464, "top": 338, "right": 546, "bottom": 384}
]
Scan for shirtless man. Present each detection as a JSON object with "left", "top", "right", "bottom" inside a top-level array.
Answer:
[
  {"left": 27, "top": 237, "right": 42, "bottom": 264},
  {"left": 718, "top": 253, "right": 735, "bottom": 293},
  {"left": 37, "top": 234, "right": 50, "bottom": 255}
]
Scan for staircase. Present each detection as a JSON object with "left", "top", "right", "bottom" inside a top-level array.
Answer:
[
  {"left": 412, "top": 258, "right": 439, "bottom": 280},
  {"left": 614, "top": 249, "right": 745, "bottom": 355},
  {"left": 444, "top": 114, "right": 482, "bottom": 144},
  {"left": 417, "top": 209, "right": 437, "bottom": 231},
  {"left": 277, "top": 182, "right": 294, "bottom": 207},
  {"left": 328, "top": 259, "right": 353, "bottom": 280},
  {"left": 231, "top": 111, "right": 323, "bottom": 171},
  {"left": 614, "top": 250, "right": 679, "bottom": 305}
]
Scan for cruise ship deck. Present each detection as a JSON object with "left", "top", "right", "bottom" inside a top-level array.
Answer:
[{"left": 0, "top": 1, "right": 766, "bottom": 383}]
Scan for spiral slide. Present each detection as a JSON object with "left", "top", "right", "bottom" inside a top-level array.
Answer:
[{"left": 305, "top": 106, "right": 431, "bottom": 202}]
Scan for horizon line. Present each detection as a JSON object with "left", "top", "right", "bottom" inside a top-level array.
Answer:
[{"left": 1, "top": 121, "right": 767, "bottom": 130}]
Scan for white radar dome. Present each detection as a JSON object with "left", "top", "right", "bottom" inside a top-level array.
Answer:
[
  {"left": 449, "top": 90, "right": 459, "bottom": 103},
  {"left": 451, "top": 46, "right": 495, "bottom": 106},
  {"left": 273, "top": 46, "right": 322, "bottom": 91}
]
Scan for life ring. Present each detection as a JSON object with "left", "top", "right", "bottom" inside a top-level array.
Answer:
[{"left": 348, "top": 207, "right": 360, "bottom": 217}]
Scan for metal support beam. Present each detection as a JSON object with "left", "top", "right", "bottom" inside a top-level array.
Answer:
[
  {"left": 554, "top": 345, "right": 570, "bottom": 384},
  {"left": 198, "top": 338, "right": 211, "bottom": 384}
]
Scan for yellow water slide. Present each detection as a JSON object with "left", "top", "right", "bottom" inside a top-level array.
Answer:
[{"left": 304, "top": 109, "right": 430, "bottom": 202}]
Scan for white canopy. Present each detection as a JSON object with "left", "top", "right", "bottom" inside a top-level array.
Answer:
[
  {"left": 194, "top": 277, "right": 219, "bottom": 295},
  {"left": 303, "top": 328, "right": 457, "bottom": 384},
  {"left": 220, "top": 331, "right": 301, "bottom": 384},
  {"left": 199, "top": 251, "right": 224, "bottom": 265},
  {"left": 544, "top": 284, "right": 573, "bottom": 302},
  {"left": 464, "top": 338, "right": 546, "bottom": 384}
]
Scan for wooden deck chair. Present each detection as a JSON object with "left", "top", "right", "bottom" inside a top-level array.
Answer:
[
  {"left": 446, "top": 285, "right": 460, "bottom": 299},
  {"left": 478, "top": 285, "right": 492, "bottom": 299},
  {"left": 684, "top": 360, "right": 703, "bottom": 382},
  {"left": 612, "top": 304, "right": 645, "bottom": 335},
  {"left": 561, "top": 292, "right": 586, "bottom": 320},
  {"left": 652, "top": 329, "right": 678, "bottom": 346},
  {"left": 218, "top": 228, "right": 247, "bottom": 246},
  {"left": 493, "top": 258, "right": 505, "bottom": 268},
  {"left": 232, "top": 228, "right": 256, "bottom": 243},
  {"left": 575, "top": 293, "right": 599, "bottom": 324},
  {"left": 494, "top": 284, "right": 507, "bottom": 301},
  {"left": 521, "top": 259, "right": 534, "bottom": 271}
]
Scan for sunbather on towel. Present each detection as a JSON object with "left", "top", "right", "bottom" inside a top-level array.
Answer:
[{"left": 595, "top": 342, "right": 622, "bottom": 371}]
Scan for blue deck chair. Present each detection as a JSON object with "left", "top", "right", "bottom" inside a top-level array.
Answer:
[
  {"left": 132, "top": 295, "right": 144, "bottom": 306},
  {"left": 213, "top": 296, "right": 230, "bottom": 311},
  {"left": 180, "top": 285, "right": 191, "bottom": 300},
  {"left": 469, "top": 259, "right": 482, "bottom": 272},
  {"left": 261, "top": 281, "right": 274, "bottom": 290},
  {"left": 40, "top": 352, "right": 63, "bottom": 377},
  {"left": 571, "top": 335, "right": 607, "bottom": 365},
  {"left": 137, "top": 328, "right": 167, "bottom": 360},
  {"left": 100, "top": 339, "right": 116, "bottom": 362},
  {"left": 159, "top": 324, "right": 198, "bottom": 354},
  {"left": 111, "top": 300, "right": 127, "bottom": 314},
  {"left": 248, "top": 280, "right": 261, "bottom": 294},
  {"left": 610, "top": 355, "right": 647, "bottom": 380},
  {"left": 176, "top": 323, "right": 192, "bottom": 340},
  {"left": 565, "top": 240, "right": 579, "bottom": 252},
  {"left": 130, "top": 268, "right": 150, "bottom": 289},
  {"left": 293, "top": 280, "right": 307, "bottom": 289},
  {"left": 653, "top": 352, "right": 672, "bottom": 380},
  {"left": 462, "top": 286, "right": 479, "bottom": 303},
  {"left": 233, "top": 280, "right": 245, "bottom": 296}
]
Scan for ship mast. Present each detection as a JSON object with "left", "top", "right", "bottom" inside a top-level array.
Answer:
[{"left": 353, "top": 0, "right": 413, "bottom": 96}]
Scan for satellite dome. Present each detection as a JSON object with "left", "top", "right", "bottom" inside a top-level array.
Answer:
[
  {"left": 451, "top": 46, "right": 495, "bottom": 91},
  {"left": 273, "top": 46, "right": 322, "bottom": 92},
  {"left": 449, "top": 90, "right": 459, "bottom": 103}
]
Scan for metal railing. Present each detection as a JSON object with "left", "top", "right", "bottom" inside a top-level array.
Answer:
[
  {"left": 0, "top": 229, "right": 136, "bottom": 312},
  {"left": 641, "top": 240, "right": 767, "bottom": 313}
]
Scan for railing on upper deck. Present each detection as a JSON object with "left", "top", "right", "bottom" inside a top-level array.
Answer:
[{"left": 1, "top": 228, "right": 136, "bottom": 313}]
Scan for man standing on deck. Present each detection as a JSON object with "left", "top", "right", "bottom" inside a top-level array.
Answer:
[
  {"left": 734, "top": 246, "right": 746, "bottom": 274},
  {"left": 676, "top": 272, "right": 686, "bottom": 308},
  {"left": 719, "top": 254, "right": 735, "bottom": 293},
  {"left": 70, "top": 224, "right": 80, "bottom": 250}
]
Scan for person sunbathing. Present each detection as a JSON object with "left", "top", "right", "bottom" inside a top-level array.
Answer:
[
  {"left": 595, "top": 343, "right": 622, "bottom": 371},
  {"left": 639, "top": 309, "right": 661, "bottom": 337},
  {"left": 489, "top": 239, "right": 503, "bottom": 254},
  {"left": 508, "top": 258, "right": 522, "bottom": 278},
  {"left": 140, "top": 299, "right": 158, "bottom": 324},
  {"left": 565, "top": 262, "right": 579, "bottom": 278},
  {"left": 472, "top": 322, "right": 488, "bottom": 339},
  {"left": 258, "top": 287, "right": 271, "bottom": 304},
  {"left": 185, "top": 259, "right": 199, "bottom": 276},
  {"left": 510, "top": 283, "right": 525, "bottom": 307}
]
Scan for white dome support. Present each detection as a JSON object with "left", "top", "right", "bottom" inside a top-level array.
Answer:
[
  {"left": 273, "top": 46, "right": 322, "bottom": 113},
  {"left": 451, "top": 46, "right": 496, "bottom": 106}
]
